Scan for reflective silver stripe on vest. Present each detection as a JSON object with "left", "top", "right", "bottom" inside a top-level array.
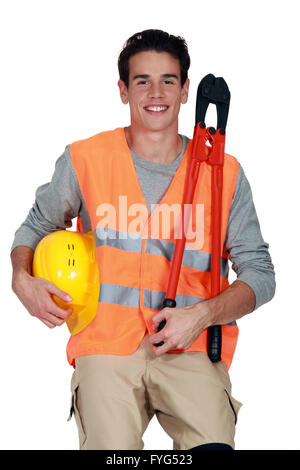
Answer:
[
  {"left": 99, "top": 283, "right": 140, "bottom": 308},
  {"left": 143, "top": 289, "right": 236, "bottom": 325},
  {"left": 98, "top": 284, "right": 204, "bottom": 310},
  {"left": 94, "top": 228, "right": 229, "bottom": 278},
  {"left": 145, "top": 238, "right": 229, "bottom": 278},
  {"left": 97, "top": 283, "right": 236, "bottom": 326},
  {"left": 95, "top": 227, "right": 142, "bottom": 252},
  {"left": 143, "top": 289, "right": 205, "bottom": 310}
]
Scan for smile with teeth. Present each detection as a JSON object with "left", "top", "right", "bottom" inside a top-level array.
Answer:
[{"left": 144, "top": 105, "right": 168, "bottom": 112}]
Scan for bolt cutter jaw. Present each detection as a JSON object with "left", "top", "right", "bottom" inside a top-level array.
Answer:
[{"left": 196, "top": 74, "right": 230, "bottom": 132}]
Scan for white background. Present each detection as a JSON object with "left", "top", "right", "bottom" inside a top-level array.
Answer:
[{"left": 1, "top": 0, "right": 299, "bottom": 450}]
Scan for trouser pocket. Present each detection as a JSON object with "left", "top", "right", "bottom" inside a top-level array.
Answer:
[
  {"left": 224, "top": 388, "right": 242, "bottom": 425},
  {"left": 67, "top": 372, "right": 87, "bottom": 448}
]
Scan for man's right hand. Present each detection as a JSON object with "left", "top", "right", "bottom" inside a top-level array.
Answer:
[{"left": 12, "top": 271, "right": 73, "bottom": 329}]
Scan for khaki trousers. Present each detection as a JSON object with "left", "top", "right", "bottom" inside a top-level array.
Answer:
[{"left": 68, "top": 333, "right": 242, "bottom": 450}]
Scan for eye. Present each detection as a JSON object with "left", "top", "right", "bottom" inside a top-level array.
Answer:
[
  {"left": 137, "top": 80, "right": 149, "bottom": 85},
  {"left": 163, "top": 80, "right": 174, "bottom": 85}
]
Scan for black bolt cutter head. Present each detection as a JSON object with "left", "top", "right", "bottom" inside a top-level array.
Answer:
[{"left": 195, "top": 74, "right": 230, "bottom": 131}]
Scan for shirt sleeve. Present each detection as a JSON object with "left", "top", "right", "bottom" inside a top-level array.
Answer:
[
  {"left": 224, "top": 163, "right": 276, "bottom": 310},
  {"left": 10, "top": 145, "right": 83, "bottom": 253}
]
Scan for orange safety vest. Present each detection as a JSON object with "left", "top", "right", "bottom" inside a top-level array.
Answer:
[{"left": 66, "top": 127, "right": 239, "bottom": 369}]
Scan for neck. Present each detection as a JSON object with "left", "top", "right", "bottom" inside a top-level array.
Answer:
[{"left": 124, "top": 124, "right": 182, "bottom": 165}]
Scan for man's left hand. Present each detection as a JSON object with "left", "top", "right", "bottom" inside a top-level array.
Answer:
[{"left": 148, "top": 302, "right": 211, "bottom": 356}]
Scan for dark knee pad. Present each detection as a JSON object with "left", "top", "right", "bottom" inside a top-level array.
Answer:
[{"left": 189, "top": 443, "right": 233, "bottom": 451}]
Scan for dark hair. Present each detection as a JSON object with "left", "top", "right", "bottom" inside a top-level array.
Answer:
[{"left": 118, "top": 29, "right": 190, "bottom": 88}]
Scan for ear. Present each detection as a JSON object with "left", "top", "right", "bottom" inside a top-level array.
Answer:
[
  {"left": 118, "top": 79, "right": 129, "bottom": 104},
  {"left": 180, "top": 78, "right": 190, "bottom": 104}
]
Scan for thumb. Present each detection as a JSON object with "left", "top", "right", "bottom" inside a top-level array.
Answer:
[{"left": 47, "top": 282, "right": 73, "bottom": 302}]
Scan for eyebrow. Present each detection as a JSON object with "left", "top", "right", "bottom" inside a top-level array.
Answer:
[{"left": 132, "top": 73, "right": 179, "bottom": 81}]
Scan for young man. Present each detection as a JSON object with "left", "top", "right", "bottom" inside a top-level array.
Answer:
[{"left": 10, "top": 29, "right": 275, "bottom": 450}]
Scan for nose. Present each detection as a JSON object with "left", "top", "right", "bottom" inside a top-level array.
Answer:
[{"left": 148, "top": 81, "right": 164, "bottom": 99}]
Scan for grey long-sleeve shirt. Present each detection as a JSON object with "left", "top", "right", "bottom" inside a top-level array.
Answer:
[{"left": 10, "top": 134, "right": 275, "bottom": 310}]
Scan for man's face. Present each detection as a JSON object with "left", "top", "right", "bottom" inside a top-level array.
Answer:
[{"left": 118, "top": 51, "right": 189, "bottom": 132}]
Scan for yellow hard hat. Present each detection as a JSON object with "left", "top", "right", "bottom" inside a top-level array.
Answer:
[{"left": 32, "top": 230, "right": 99, "bottom": 335}]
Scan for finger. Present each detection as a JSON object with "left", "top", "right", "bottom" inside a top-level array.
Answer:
[
  {"left": 149, "top": 331, "right": 165, "bottom": 345},
  {"left": 46, "top": 282, "right": 73, "bottom": 303},
  {"left": 152, "top": 310, "right": 167, "bottom": 329},
  {"left": 38, "top": 308, "right": 69, "bottom": 326},
  {"left": 49, "top": 301, "right": 73, "bottom": 320},
  {"left": 40, "top": 318, "right": 56, "bottom": 329},
  {"left": 153, "top": 340, "right": 173, "bottom": 356}
]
